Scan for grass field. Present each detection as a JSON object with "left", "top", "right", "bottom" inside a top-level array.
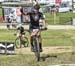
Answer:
[
  {"left": 0, "top": 52, "right": 75, "bottom": 66},
  {"left": 1, "top": 29, "right": 75, "bottom": 46},
  {"left": 1, "top": 29, "right": 75, "bottom": 65},
  {"left": 1, "top": 9, "right": 75, "bottom": 65}
]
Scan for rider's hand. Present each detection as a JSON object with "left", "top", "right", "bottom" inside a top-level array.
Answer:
[
  {"left": 41, "top": 26, "right": 47, "bottom": 30},
  {"left": 43, "top": 26, "right": 47, "bottom": 30}
]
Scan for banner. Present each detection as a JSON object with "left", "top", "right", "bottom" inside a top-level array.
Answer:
[
  {"left": 55, "top": 0, "right": 61, "bottom": 4},
  {"left": 16, "top": 7, "right": 22, "bottom": 16},
  {"left": 2, "top": 6, "right": 31, "bottom": 23}
]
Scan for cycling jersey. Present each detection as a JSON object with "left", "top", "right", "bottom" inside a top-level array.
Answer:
[{"left": 29, "top": 12, "right": 44, "bottom": 29}]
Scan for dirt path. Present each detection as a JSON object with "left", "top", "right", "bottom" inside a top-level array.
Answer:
[
  {"left": 1, "top": 25, "right": 75, "bottom": 29},
  {"left": 15, "top": 46, "right": 75, "bottom": 54}
]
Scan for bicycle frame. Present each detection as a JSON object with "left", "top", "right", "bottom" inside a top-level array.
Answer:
[
  {"left": 15, "top": 34, "right": 29, "bottom": 48},
  {"left": 32, "top": 29, "right": 40, "bottom": 61}
]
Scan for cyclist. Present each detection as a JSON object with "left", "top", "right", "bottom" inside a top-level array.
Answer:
[
  {"left": 29, "top": 4, "right": 46, "bottom": 52},
  {"left": 14, "top": 24, "right": 25, "bottom": 43},
  {"left": 21, "top": 4, "right": 47, "bottom": 52}
]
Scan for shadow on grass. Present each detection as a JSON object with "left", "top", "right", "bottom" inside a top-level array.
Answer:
[{"left": 40, "top": 54, "right": 57, "bottom": 61}]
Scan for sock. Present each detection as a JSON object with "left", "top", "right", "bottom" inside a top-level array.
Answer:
[
  {"left": 30, "top": 41, "right": 33, "bottom": 46},
  {"left": 39, "top": 43, "right": 42, "bottom": 49}
]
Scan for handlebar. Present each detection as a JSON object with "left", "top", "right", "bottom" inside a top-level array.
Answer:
[{"left": 24, "top": 27, "right": 47, "bottom": 33}]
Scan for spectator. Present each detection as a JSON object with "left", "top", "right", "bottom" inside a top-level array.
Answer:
[
  {"left": 51, "top": 5, "right": 58, "bottom": 15},
  {"left": 23, "top": 15, "right": 30, "bottom": 23},
  {"left": 9, "top": 9, "right": 16, "bottom": 28},
  {"left": 22, "top": 9, "right": 30, "bottom": 23},
  {"left": 6, "top": 16, "right": 11, "bottom": 30}
]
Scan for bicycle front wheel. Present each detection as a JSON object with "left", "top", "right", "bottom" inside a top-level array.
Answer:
[
  {"left": 34, "top": 37, "right": 40, "bottom": 61},
  {"left": 15, "top": 37, "right": 21, "bottom": 48}
]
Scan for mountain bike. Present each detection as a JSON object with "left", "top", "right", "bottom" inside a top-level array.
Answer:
[
  {"left": 32, "top": 29, "right": 40, "bottom": 61},
  {"left": 32, "top": 28, "right": 47, "bottom": 61},
  {"left": 15, "top": 34, "right": 29, "bottom": 48}
]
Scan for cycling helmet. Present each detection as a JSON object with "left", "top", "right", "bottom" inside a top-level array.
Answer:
[
  {"left": 16, "top": 24, "right": 22, "bottom": 29},
  {"left": 33, "top": 4, "right": 40, "bottom": 10}
]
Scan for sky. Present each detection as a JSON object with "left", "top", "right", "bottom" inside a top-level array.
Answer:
[{"left": 0, "top": 0, "right": 4, "bottom": 2}]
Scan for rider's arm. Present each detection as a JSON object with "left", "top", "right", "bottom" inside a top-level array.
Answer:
[
  {"left": 42, "top": 19, "right": 46, "bottom": 28},
  {"left": 40, "top": 13, "right": 47, "bottom": 28},
  {"left": 14, "top": 28, "right": 20, "bottom": 36}
]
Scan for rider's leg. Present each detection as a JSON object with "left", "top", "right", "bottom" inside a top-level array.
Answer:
[
  {"left": 21, "top": 34, "right": 25, "bottom": 41},
  {"left": 30, "top": 32, "right": 35, "bottom": 51},
  {"left": 7, "top": 25, "right": 10, "bottom": 30},
  {"left": 15, "top": 30, "right": 20, "bottom": 37},
  {"left": 21, "top": 34, "right": 26, "bottom": 47},
  {"left": 37, "top": 32, "right": 42, "bottom": 52}
]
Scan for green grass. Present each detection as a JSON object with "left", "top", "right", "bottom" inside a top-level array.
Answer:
[
  {"left": 42, "top": 29, "right": 75, "bottom": 46},
  {"left": 0, "top": 8, "right": 2, "bottom": 16},
  {"left": 0, "top": 52, "right": 75, "bottom": 66},
  {"left": 1, "top": 29, "right": 75, "bottom": 46},
  {"left": 0, "top": 29, "right": 75, "bottom": 65},
  {"left": 45, "top": 12, "right": 75, "bottom": 25}
]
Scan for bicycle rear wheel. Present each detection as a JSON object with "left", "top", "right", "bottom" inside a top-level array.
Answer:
[
  {"left": 34, "top": 37, "right": 40, "bottom": 61},
  {"left": 15, "top": 37, "right": 29, "bottom": 48},
  {"left": 15, "top": 37, "right": 21, "bottom": 48},
  {"left": 22, "top": 37, "right": 29, "bottom": 47}
]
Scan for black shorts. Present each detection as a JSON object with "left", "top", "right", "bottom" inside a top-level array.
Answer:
[
  {"left": 29, "top": 27, "right": 40, "bottom": 33},
  {"left": 29, "top": 24, "right": 40, "bottom": 33},
  {"left": 20, "top": 32, "right": 25, "bottom": 35}
]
